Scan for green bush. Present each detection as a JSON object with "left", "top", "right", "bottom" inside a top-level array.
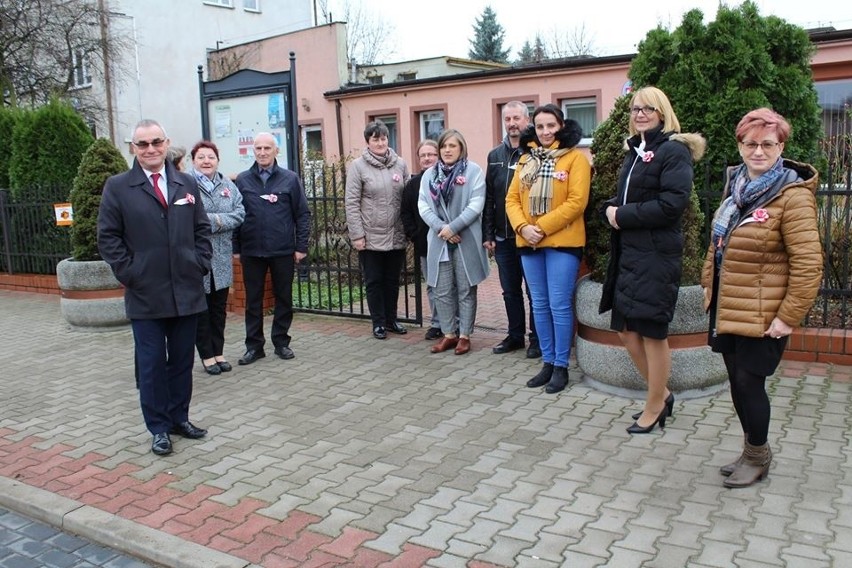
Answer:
[
  {"left": 8, "top": 99, "right": 94, "bottom": 199},
  {"left": 0, "top": 107, "right": 23, "bottom": 189},
  {"left": 70, "top": 138, "right": 129, "bottom": 261}
]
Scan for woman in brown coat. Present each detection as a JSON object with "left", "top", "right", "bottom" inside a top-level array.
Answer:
[{"left": 701, "top": 108, "right": 823, "bottom": 488}]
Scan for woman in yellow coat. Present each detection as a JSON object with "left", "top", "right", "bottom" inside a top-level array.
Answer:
[
  {"left": 506, "top": 104, "right": 591, "bottom": 393},
  {"left": 702, "top": 108, "right": 822, "bottom": 488}
]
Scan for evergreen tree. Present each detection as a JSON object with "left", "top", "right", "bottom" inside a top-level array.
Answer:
[
  {"left": 70, "top": 138, "right": 128, "bottom": 261},
  {"left": 8, "top": 99, "right": 93, "bottom": 198},
  {"left": 0, "top": 107, "right": 22, "bottom": 189},
  {"left": 516, "top": 41, "right": 535, "bottom": 64},
  {"left": 629, "top": 0, "right": 821, "bottom": 194},
  {"left": 468, "top": 6, "right": 510, "bottom": 63}
]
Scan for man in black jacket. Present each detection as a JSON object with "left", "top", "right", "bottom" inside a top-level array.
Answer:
[
  {"left": 483, "top": 101, "right": 540, "bottom": 358},
  {"left": 98, "top": 119, "right": 212, "bottom": 456},
  {"left": 234, "top": 132, "right": 311, "bottom": 365}
]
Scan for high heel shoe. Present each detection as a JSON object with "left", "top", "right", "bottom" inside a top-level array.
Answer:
[
  {"left": 632, "top": 392, "right": 674, "bottom": 420},
  {"left": 626, "top": 407, "right": 667, "bottom": 434}
]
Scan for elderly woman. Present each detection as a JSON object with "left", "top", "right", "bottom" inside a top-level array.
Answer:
[
  {"left": 418, "top": 129, "right": 489, "bottom": 355},
  {"left": 506, "top": 104, "right": 591, "bottom": 394},
  {"left": 190, "top": 140, "right": 245, "bottom": 374},
  {"left": 345, "top": 120, "right": 410, "bottom": 340},
  {"left": 600, "top": 86, "right": 706, "bottom": 434},
  {"left": 702, "top": 108, "right": 822, "bottom": 488}
]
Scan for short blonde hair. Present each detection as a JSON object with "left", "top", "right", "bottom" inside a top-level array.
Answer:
[{"left": 628, "top": 86, "right": 681, "bottom": 136}]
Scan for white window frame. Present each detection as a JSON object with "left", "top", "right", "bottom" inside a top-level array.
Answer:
[
  {"left": 243, "top": 0, "right": 260, "bottom": 12},
  {"left": 419, "top": 111, "right": 444, "bottom": 141},
  {"left": 203, "top": 0, "right": 233, "bottom": 7},
  {"left": 301, "top": 125, "right": 323, "bottom": 196},
  {"left": 373, "top": 114, "right": 398, "bottom": 152},
  {"left": 70, "top": 49, "right": 92, "bottom": 89},
  {"left": 561, "top": 97, "right": 597, "bottom": 147}
]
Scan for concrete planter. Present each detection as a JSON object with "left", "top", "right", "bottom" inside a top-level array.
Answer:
[
  {"left": 575, "top": 275, "right": 727, "bottom": 399},
  {"left": 56, "top": 258, "right": 128, "bottom": 330}
]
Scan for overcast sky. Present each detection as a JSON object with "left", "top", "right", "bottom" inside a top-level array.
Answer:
[{"left": 323, "top": 0, "right": 849, "bottom": 63}]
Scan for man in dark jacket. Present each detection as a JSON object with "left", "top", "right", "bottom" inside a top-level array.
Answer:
[
  {"left": 400, "top": 139, "right": 444, "bottom": 339},
  {"left": 98, "top": 119, "right": 212, "bottom": 456},
  {"left": 483, "top": 101, "right": 539, "bottom": 358},
  {"left": 234, "top": 132, "right": 311, "bottom": 365}
]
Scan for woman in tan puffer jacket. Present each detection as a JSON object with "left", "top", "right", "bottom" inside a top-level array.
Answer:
[{"left": 701, "top": 108, "right": 823, "bottom": 489}]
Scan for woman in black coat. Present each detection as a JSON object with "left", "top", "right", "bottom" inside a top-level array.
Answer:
[{"left": 599, "top": 86, "right": 705, "bottom": 434}]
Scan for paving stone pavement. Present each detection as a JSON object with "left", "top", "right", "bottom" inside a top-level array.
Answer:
[{"left": 1, "top": 288, "right": 852, "bottom": 567}]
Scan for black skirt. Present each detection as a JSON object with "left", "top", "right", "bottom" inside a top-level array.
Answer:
[{"left": 610, "top": 308, "right": 669, "bottom": 340}]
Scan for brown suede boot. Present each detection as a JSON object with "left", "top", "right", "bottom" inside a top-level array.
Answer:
[
  {"left": 723, "top": 442, "right": 771, "bottom": 488},
  {"left": 720, "top": 433, "right": 748, "bottom": 476}
]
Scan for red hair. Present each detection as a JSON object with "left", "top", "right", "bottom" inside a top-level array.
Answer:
[
  {"left": 190, "top": 140, "right": 220, "bottom": 160},
  {"left": 735, "top": 108, "right": 791, "bottom": 143}
]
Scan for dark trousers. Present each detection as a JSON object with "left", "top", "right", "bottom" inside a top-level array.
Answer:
[
  {"left": 132, "top": 315, "right": 197, "bottom": 435},
  {"left": 494, "top": 238, "right": 537, "bottom": 342},
  {"left": 242, "top": 254, "right": 294, "bottom": 351},
  {"left": 196, "top": 277, "right": 230, "bottom": 359},
  {"left": 359, "top": 249, "right": 405, "bottom": 328}
]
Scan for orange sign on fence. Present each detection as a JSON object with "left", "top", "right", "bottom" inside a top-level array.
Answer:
[{"left": 54, "top": 203, "right": 73, "bottom": 226}]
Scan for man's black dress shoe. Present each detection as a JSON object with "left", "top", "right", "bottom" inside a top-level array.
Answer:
[
  {"left": 274, "top": 345, "right": 295, "bottom": 360},
  {"left": 492, "top": 336, "right": 524, "bottom": 354},
  {"left": 373, "top": 326, "right": 387, "bottom": 339},
  {"left": 425, "top": 327, "right": 444, "bottom": 340},
  {"left": 216, "top": 361, "right": 232, "bottom": 372},
  {"left": 151, "top": 432, "right": 172, "bottom": 455},
  {"left": 526, "top": 341, "right": 542, "bottom": 359},
  {"left": 170, "top": 421, "right": 207, "bottom": 439},
  {"left": 387, "top": 322, "right": 408, "bottom": 335},
  {"left": 238, "top": 349, "right": 266, "bottom": 365}
]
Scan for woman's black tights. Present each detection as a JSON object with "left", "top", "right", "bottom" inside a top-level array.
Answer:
[{"left": 723, "top": 352, "right": 770, "bottom": 446}]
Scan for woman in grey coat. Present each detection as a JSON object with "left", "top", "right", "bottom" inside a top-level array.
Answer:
[
  {"left": 190, "top": 140, "right": 245, "bottom": 374},
  {"left": 418, "top": 129, "right": 489, "bottom": 355}
]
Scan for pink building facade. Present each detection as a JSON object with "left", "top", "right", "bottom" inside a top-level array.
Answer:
[{"left": 208, "top": 24, "right": 852, "bottom": 170}]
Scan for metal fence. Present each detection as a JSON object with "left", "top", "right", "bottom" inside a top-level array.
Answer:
[
  {"left": 0, "top": 187, "right": 71, "bottom": 275},
  {"left": 294, "top": 161, "right": 423, "bottom": 324}
]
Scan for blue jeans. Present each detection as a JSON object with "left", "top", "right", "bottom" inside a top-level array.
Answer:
[
  {"left": 494, "top": 238, "right": 536, "bottom": 342},
  {"left": 521, "top": 249, "right": 580, "bottom": 367}
]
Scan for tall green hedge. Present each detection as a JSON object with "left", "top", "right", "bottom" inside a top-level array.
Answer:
[
  {"left": 8, "top": 99, "right": 94, "bottom": 199},
  {"left": 70, "top": 138, "right": 129, "bottom": 261},
  {"left": 0, "top": 107, "right": 23, "bottom": 189},
  {"left": 628, "top": 0, "right": 821, "bottom": 192}
]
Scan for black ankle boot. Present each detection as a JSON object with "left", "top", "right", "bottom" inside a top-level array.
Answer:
[
  {"left": 545, "top": 366, "right": 569, "bottom": 393},
  {"left": 526, "top": 363, "right": 553, "bottom": 388}
]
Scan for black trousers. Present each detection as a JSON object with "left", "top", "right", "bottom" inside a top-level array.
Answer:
[
  {"left": 196, "top": 275, "right": 230, "bottom": 359},
  {"left": 494, "top": 238, "right": 537, "bottom": 342},
  {"left": 132, "top": 315, "right": 197, "bottom": 435},
  {"left": 241, "top": 254, "right": 295, "bottom": 351},
  {"left": 359, "top": 249, "right": 405, "bottom": 328}
]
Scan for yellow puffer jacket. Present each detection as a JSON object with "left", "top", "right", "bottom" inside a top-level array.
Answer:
[
  {"left": 505, "top": 146, "right": 591, "bottom": 249},
  {"left": 700, "top": 160, "right": 823, "bottom": 337}
]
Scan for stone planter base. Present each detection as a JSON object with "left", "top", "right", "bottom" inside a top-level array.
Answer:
[
  {"left": 575, "top": 276, "right": 727, "bottom": 400},
  {"left": 56, "top": 258, "right": 128, "bottom": 330}
]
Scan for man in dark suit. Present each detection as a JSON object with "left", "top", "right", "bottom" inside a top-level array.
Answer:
[
  {"left": 98, "top": 119, "right": 212, "bottom": 456},
  {"left": 234, "top": 132, "right": 310, "bottom": 365}
]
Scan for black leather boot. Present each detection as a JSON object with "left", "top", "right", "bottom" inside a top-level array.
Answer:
[
  {"left": 526, "top": 363, "right": 553, "bottom": 388},
  {"left": 545, "top": 366, "right": 569, "bottom": 393}
]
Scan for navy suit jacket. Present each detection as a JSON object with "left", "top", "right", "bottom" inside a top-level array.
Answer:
[{"left": 98, "top": 160, "right": 212, "bottom": 319}]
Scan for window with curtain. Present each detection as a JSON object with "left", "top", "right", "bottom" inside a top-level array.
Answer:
[{"left": 419, "top": 111, "right": 445, "bottom": 141}]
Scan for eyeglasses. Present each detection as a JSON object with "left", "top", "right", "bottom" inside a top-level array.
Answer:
[
  {"left": 132, "top": 138, "right": 166, "bottom": 149},
  {"left": 741, "top": 141, "right": 780, "bottom": 152},
  {"left": 630, "top": 106, "right": 657, "bottom": 116},
  {"left": 418, "top": 152, "right": 438, "bottom": 159}
]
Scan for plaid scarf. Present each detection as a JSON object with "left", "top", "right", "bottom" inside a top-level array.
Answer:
[
  {"left": 519, "top": 146, "right": 570, "bottom": 215},
  {"left": 712, "top": 158, "right": 784, "bottom": 251},
  {"left": 428, "top": 159, "right": 467, "bottom": 211}
]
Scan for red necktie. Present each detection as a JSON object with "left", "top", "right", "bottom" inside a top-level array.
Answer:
[{"left": 151, "top": 173, "right": 167, "bottom": 209}]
